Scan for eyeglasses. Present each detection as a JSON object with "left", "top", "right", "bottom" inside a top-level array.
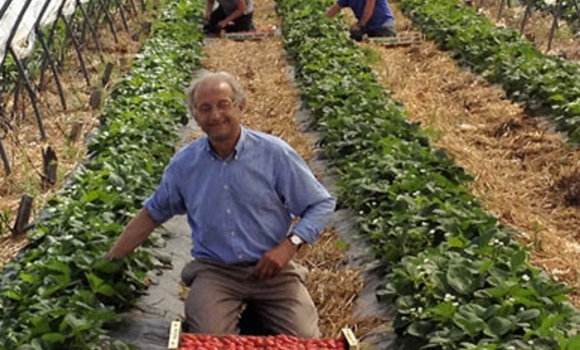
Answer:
[{"left": 195, "top": 99, "right": 235, "bottom": 115}]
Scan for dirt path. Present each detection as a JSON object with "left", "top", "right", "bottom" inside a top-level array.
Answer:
[
  {"left": 199, "top": 0, "right": 384, "bottom": 338},
  {"left": 0, "top": 7, "right": 154, "bottom": 266},
  {"left": 371, "top": 3, "right": 580, "bottom": 306}
]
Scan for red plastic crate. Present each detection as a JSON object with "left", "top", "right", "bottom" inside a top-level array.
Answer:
[{"left": 168, "top": 321, "right": 359, "bottom": 350}]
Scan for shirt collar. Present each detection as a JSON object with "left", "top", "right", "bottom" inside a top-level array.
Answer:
[{"left": 204, "top": 126, "right": 247, "bottom": 160}]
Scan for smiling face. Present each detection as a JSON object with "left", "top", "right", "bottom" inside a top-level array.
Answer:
[{"left": 192, "top": 79, "right": 245, "bottom": 145}]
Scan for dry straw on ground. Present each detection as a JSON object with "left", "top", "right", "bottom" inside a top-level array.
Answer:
[{"left": 372, "top": 4, "right": 580, "bottom": 307}]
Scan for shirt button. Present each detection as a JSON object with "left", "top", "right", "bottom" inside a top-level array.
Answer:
[
  {"left": 231, "top": 231, "right": 235, "bottom": 236},
  {"left": 224, "top": 185, "right": 229, "bottom": 189},
  {"left": 226, "top": 209, "right": 231, "bottom": 214},
  {"left": 238, "top": 254, "right": 243, "bottom": 260}
]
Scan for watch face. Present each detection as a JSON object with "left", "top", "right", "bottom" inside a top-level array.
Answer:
[{"left": 290, "top": 235, "right": 303, "bottom": 246}]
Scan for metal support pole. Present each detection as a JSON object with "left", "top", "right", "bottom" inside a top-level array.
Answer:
[
  {"left": 547, "top": 0, "right": 562, "bottom": 52},
  {"left": 81, "top": 0, "right": 96, "bottom": 42},
  {"left": 127, "top": 0, "right": 139, "bottom": 16},
  {"left": 61, "top": 13, "right": 92, "bottom": 85},
  {"left": 35, "top": 31, "right": 67, "bottom": 110},
  {"left": 96, "top": 0, "right": 119, "bottom": 43},
  {"left": 34, "top": 0, "right": 67, "bottom": 106},
  {"left": 39, "top": 0, "right": 67, "bottom": 88},
  {"left": 497, "top": 0, "right": 506, "bottom": 19},
  {"left": 9, "top": 48, "right": 47, "bottom": 140},
  {"left": 520, "top": 1, "right": 533, "bottom": 34},
  {"left": 0, "top": 0, "right": 34, "bottom": 68},
  {"left": 77, "top": 0, "right": 105, "bottom": 55},
  {"left": 0, "top": 0, "right": 14, "bottom": 23},
  {"left": 115, "top": 0, "right": 131, "bottom": 32}
]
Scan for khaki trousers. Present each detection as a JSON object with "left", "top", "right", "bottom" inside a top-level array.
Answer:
[{"left": 180, "top": 258, "right": 320, "bottom": 338}]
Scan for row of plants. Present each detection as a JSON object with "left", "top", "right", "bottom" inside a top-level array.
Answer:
[
  {"left": 278, "top": 0, "right": 580, "bottom": 348},
  {"left": 398, "top": 0, "right": 580, "bottom": 143},
  {"left": 0, "top": 0, "right": 203, "bottom": 348}
]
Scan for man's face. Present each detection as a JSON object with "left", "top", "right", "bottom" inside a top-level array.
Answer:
[{"left": 193, "top": 79, "right": 244, "bottom": 143}]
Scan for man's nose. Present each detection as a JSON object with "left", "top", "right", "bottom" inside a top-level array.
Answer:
[{"left": 208, "top": 106, "right": 221, "bottom": 119}]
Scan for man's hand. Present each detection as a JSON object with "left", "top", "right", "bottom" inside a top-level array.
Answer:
[
  {"left": 218, "top": 20, "right": 229, "bottom": 28},
  {"left": 253, "top": 239, "right": 297, "bottom": 279},
  {"left": 350, "top": 22, "right": 362, "bottom": 31}
]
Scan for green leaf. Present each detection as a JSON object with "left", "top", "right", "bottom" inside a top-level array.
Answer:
[
  {"left": 517, "top": 308, "right": 541, "bottom": 322},
  {"left": 484, "top": 316, "right": 513, "bottom": 338},
  {"left": 446, "top": 264, "right": 474, "bottom": 295},
  {"left": 453, "top": 308, "right": 486, "bottom": 337},
  {"left": 509, "top": 250, "right": 526, "bottom": 272},
  {"left": 407, "top": 321, "right": 434, "bottom": 338},
  {"left": 41, "top": 333, "right": 65, "bottom": 343}
]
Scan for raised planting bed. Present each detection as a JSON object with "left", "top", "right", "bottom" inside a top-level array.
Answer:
[{"left": 0, "top": 0, "right": 204, "bottom": 348}]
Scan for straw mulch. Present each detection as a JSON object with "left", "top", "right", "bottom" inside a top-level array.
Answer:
[
  {"left": 199, "top": 5, "right": 387, "bottom": 338},
  {"left": 203, "top": 38, "right": 313, "bottom": 161},
  {"left": 371, "top": 5, "right": 580, "bottom": 307},
  {"left": 0, "top": 10, "right": 154, "bottom": 268}
]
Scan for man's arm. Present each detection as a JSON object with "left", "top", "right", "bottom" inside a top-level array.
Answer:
[
  {"left": 218, "top": 0, "right": 247, "bottom": 28},
  {"left": 254, "top": 146, "right": 336, "bottom": 280},
  {"left": 358, "top": 0, "right": 377, "bottom": 27},
  {"left": 107, "top": 208, "right": 159, "bottom": 259},
  {"left": 325, "top": 4, "right": 342, "bottom": 18},
  {"left": 204, "top": 0, "right": 215, "bottom": 21}
]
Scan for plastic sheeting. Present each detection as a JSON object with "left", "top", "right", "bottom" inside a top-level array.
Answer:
[{"left": 0, "top": 0, "right": 90, "bottom": 64}]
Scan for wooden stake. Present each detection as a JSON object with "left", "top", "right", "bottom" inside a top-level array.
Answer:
[
  {"left": 101, "top": 62, "right": 115, "bottom": 86},
  {"left": 13, "top": 195, "right": 33, "bottom": 235},
  {"left": 0, "top": 137, "right": 11, "bottom": 175},
  {"left": 68, "top": 122, "right": 84, "bottom": 143},
  {"left": 42, "top": 146, "right": 58, "bottom": 186}
]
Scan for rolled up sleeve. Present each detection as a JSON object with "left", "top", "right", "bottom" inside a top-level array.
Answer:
[
  {"left": 275, "top": 147, "right": 336, "bottom": 244},
  {"left": 143, "top": 165, "right": 186, "bottom": 225}
]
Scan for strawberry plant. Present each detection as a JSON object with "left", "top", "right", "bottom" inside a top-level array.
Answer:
[{"left": 278, "top": 0, "right": 580, "bottom": 348}]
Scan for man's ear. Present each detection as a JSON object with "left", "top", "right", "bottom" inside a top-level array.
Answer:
[{"left": 238, "top": 100, "right": 247, "bottom": 112}]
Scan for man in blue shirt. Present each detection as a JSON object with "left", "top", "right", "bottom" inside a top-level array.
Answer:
[
  {"left": 325, "top": 0, "right": 396, "bottom": 41},
  {"left": 203, "top": 0, "right": 255, "bottom": 36},
  {"left": 107, "top": 71, "right": 336, "bottom": 337}
]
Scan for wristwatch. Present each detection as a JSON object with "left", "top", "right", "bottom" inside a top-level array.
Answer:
[{"left": 288, "top": 234, "right": 304, "bottom": 249}]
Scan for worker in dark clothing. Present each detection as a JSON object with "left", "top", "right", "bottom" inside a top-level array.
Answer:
[
  {"left": 325, "top": 0, "right": 396, "bottom": 41},
  {"left": 204, "top": 0, "right": 255, "bottom": 36}
]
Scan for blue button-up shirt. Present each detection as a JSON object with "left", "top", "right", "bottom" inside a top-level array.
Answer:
[
  {"left": 337, "top": 0, "right": 395, "bottom": 31},
  {"left": 144, "top": 127, "right": 336, "bottom": 265}
]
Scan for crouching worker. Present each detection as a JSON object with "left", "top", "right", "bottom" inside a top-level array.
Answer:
[
  {"left": 325, "top": 0, "right": 396, "bottom": 42},
  {"left": 203, "top": 0, "right": 255, "bottom": 36},
  {"left": 107, "top": 71, "right": 336, "bottom": 337}
]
